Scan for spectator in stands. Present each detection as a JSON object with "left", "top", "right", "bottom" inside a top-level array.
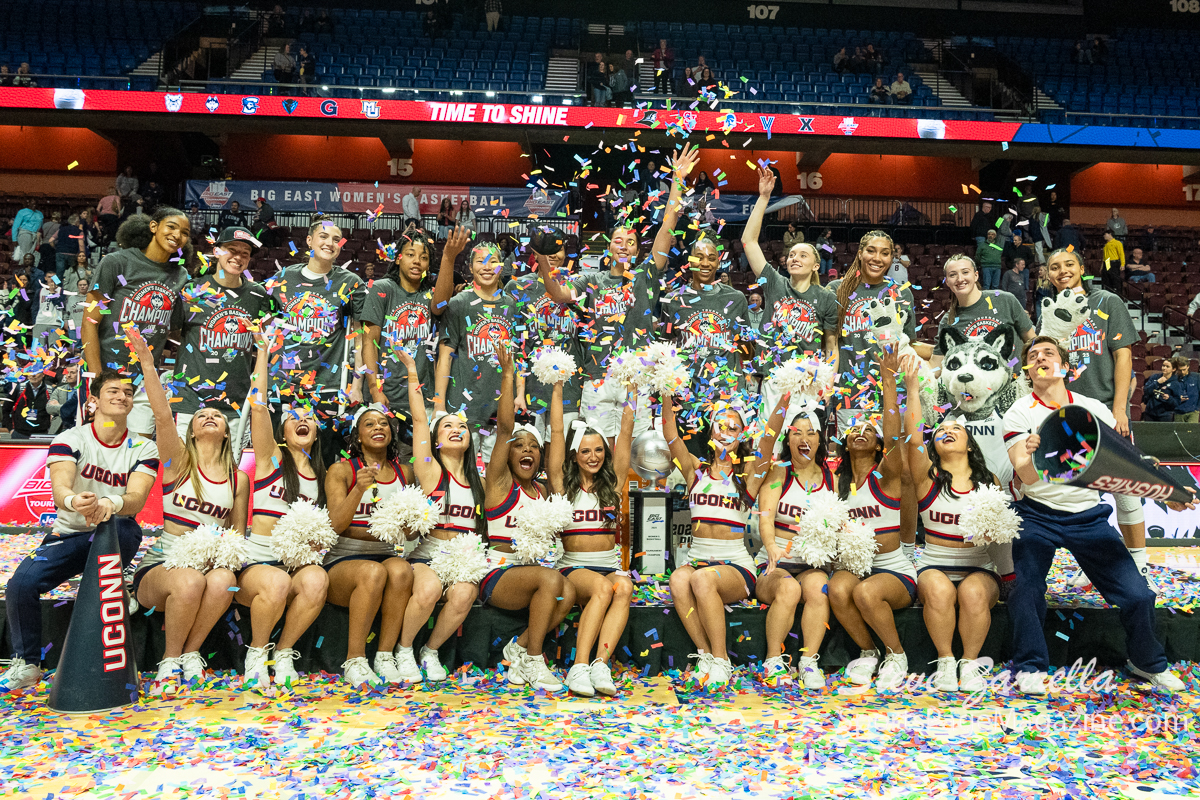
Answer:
[
  {"left": 1106, "top": 208, "right": 1128, "bottom": 241},
  {"left": 970, "top": 201, "right": 994, "bottom": 250},
  {"left": 1091, "top": 37, "right": 1108, "bottom": 66},
  {"left": 315, "top": 9, "right": 333, "bottom": 35},
  {"left": 273, "top": 43, "right": 297, "bottom": 89},
  {"left": 783, "top": 223, "right": 804, "bottom": 251},
  {"left": 142, "top": 181, "right": 164, "bottom": 213},
  {"left": 437, "top": 198, "right": 455, "bottom": 240},
  {"left": 31, "top": 274, "right": 64, "bottom": 347},
  {"left": 1172, "top": 357, "right": 1199, "bottom": 423},
  {"left": 116, "top": 166, "right": 138, "bottom": 200},
  {"left": 39, "top": 212, "right": 61, "bottom": 269},
  {"left": 1141, "top": 225, "right": 1159, "bottom": 253},
  {"left": 1055, "top": 217, "right": 1083, "bottom": 252},
  {"left": 868, "top": 77, "right": 890, "bottom": 105},
  {"left": 455, "top": 198, "right": 475, "bottom": 230},
  {"left": 0, "top": 277, "right": 13, "bottom": 328},
  {"left": 833, "top": 47, "right": 848, "bottom": 74},
  {"left": 1074, "top": 41, "right": 1091, "bottom": 65},
  {"left": 697, "top": 67, "right": 717, "bottom": 94},
  {"left": 1, "top": 368, "right": 51, "bottom": 438},
  {"left": 747, "top": 291, "right": 763, "bottom": 331},
  {"left": 1126, "top": 248, "right": 1154, "bottom": 283},
  {"left": 484, "top": 0, "right": 502, "bottom": 32},
  {"left": 0, "top": 65, "right": 11, "bottom": 86},
  {"left": 888, "top": 244, "right": 910, "bottom": 284},
  {"left": 587, "top": 53, "right": 609, "bottom": 107},
  {"left": 299, "top": 8, "right": 315, "bottom": 34},
  {"left": 96, "top": 188, "right": 122, "bottom": 244},
  {"left": 13, "top": 62, "right": 34, "bottom": 87},
  {"left": 186, "top": 202, "right": 205, "bottom": 237},
  {"left": 1045, "top": 190, "right": 1066, "bottom": 232},
  {"left": 1028, "top": 206, "right": 1052, "bottom": 265},
  {"left": 815, "top": 229, "right": 834, "bottom": 275},
  {"left": 68, "top": 279, "right": 89, "bottom": 342},
  {"left": 694, "top": 55, "right": 709, "bottom": 75},
  {"left": 653, "top": 39, "right": 675, "bottom": 95},
  {"left": 298, "top": 46, "right": 316, "bottom": 96},
  {"left": 695, "top": 171, "right": 714, "bottom": 194},
  {"left": 1001, "top": 257, "right": 1028, "bottom": 307},
  {"left": 864, "top": 44, "right": 883, "bottom": 73},
  {"left": 675, "top": 67, "right": 695, "bottom": 97},
  {"left": 217, "top": 201, "right": 248, "bottom": 230},
  {"left": 52, "top": 214, "right": 86, "bottom": 282},
  {"left": 1003, "top": 232, "right": 1034, "bottom": 274},
  {"left": 363, "top": 264, "right": 376, "bottom": 283},
  {"left": 890, "top": 72, "right": 912, "bottom": 105},
  {"left": 976, "top": 229, "right": 1003, "bottom": 290},
  {"left": 265, "top": 5, "right": 286, "bottom": 37},
  {"left": 608, "top": 61, "right": 633, "bottom": 106},
  {"left": 1101, "top": 230, "right": 1126, "bottom": 293},
  {"left": 403, "top": 187, "right": 421, "bottom": 231},
  {"left": 423, "top": 10, "right": 440, "bottom": 38},
  {"left": 1189, "top": 289, "right": 1200, "bottom": 317},
  {"left": 849, "top": 47, "right": 867, "bottom": 74},
  {"left": 12, "top": 200, "right": 42, "bottom": 265},
  {"left": 65, "top": 253, "right": 92, "bottom": 293},
  {"left": 997, "top": 211, "right": 1014, "bottom": 246},
  {"left": 47, "top": 362, "right": 79, "bottom": 433},
  {"left": 1143, "top": 361, "right": 1180, "bottom": 422},
  {"left": 80, "top": 208, "right": 102, "bottom": 254},
  {"left": 622, "top": 49, "right": 638, "bottom": 92},
  {"left": 253, "top": 197, "right": 277, "bottom": 244}
]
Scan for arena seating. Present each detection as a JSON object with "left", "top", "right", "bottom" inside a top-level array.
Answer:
[
  {"left": 0, "top": 0, "right": 200, "bottom": 91},
  {"left": 996, "top": 30, "right": 1200, "bottom": 127}
]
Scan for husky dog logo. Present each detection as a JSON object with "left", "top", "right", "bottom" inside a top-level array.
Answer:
[
  {"left": 282, "top": 98, "right": 298, "bottom": 114},
  {"left": 361, "top": 100, "right": 380, "bottom": 119},
  {"left": 205, "top": 95, "right": 220, "bottom": 113},
  {"left": 241, "top": 97, "right": 259, "bottom": 115},
  {"left": 120, "top": 282, "right": 175, "bottom": 330},
  {"left": 199, "top": 307, "right": 254, "bottom": 354},
  {"left": 285, "top": 293, "right": 337, "bottom": 344},
  {"left": 164, "top": 94, "right": 183, "bottom": 112},
  {"left": 465, "top": 316, "right": 514, "bottom": 364},
  {"left": 384, "top": 301, "right": 432, "bottom": 358}
]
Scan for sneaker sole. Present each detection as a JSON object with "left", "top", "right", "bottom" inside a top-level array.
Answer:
[{"left": 593, "top": 686, "right": 617, "bottom": 697}]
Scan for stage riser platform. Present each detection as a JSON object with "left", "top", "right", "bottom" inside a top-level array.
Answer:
[{"left": 4, "top": 600, "right": 1197, "bottom": 676}]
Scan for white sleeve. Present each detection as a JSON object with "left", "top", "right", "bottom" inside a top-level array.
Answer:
[{"left": 1002, "top": 401, "right": 1034, "bottom": 448}]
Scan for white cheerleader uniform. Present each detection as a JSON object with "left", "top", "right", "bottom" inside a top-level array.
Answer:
[
  {"left": 842, "top": 472, "right": 918, "bottom": 597},
  {"left": 686, "top": 468, "right": 757, "bottom": 593},
  {"left": 323, "top": 457, "right": 409, "bottom": 568},
  {"left": 755, "top": 465, "right": 836, "bottom": 576},
  {"left": 409, "top": 469, "right": 478, "bottom": 563},
  {"left": 557, "top": 489, "right": 622, "bottom": 575},
  {"left": 245, "top": 464, "right": 322, "bottom": 569},
  {"left": 916, "top": 482, "right": 1000, "bottom": 584},
  {"left": 480, "top": 481, "right": 544, "bottom": 605}
]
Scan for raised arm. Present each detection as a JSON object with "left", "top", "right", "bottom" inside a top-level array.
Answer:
[
  {"left": 756, "top": 463, "right": 788, "bottom": 575},
  {"left": 611, "top": 390, "right": 637, "bottom": 483},
  {"left": 740, "top": 166, "right": 776, "bottom": 279},
  {"left": 82, "top": 290, "right": 104, "bottom": 375},
  {"left": 747, "top": 390, "right": 791, "bottom": 497},
  {"left": 547, "top": 380, "right": 566, "bottom": 494},
  {"left": 362, "top": 322, "right": 386, "bottom": 406},
  {"left": 535, "top": 251, "right": 577, "bottom": 307},
  {"left": 433, "top": 226, "right": 469, "bottom": 316},
  {"left": 876, "top": 347, "right": 904, "bottom": 486},
  {"left": 900, "top": 354, "right": 934, "bottom": 490},
  {"left": 249, "top": 331, "right": 281, "bottom": 473},
  {"left": 651, "top": 143, "right": 700, "bottom": 275},
  {"left": 659, "top": 390, "right": 699, "bottom": 487},
  {"left": 484, "top": 342, "right": 516, "bottom": 492},
  {"left": 434, "top": 341, "right": 452, "bottom": 412},
  {"left": 397, "top": 349, "right": 440, "bottom": 493},
  {"left": 125, "top": 326, "right": 183, "bottom": 478}
]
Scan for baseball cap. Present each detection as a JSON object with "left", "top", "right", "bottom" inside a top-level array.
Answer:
[{"left": 215, "top": 226, "right": 262, "bottom": 251}]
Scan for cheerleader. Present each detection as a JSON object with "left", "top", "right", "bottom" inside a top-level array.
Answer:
[
  {"left": 235, "top": 333, "right": 330, "bottom": 691},
  {"left": 125, "top": 328, "right": 250, "bottom": 696},
  {"left": 546, "top": 378, "right": 636, "bottom": 697},
  {"left": 931, "top": 254, "right": 1034, "bottom": 369},
  {"left": 1042, "top": 247, "right": 1150, "bottom": 588},
  {"left": 322, "top": 406, "right": 416, "bottom": 687},
  {"left": 827, "top": 348, "right": 915, "bottom": 689},
  {"left": 754, "top": 403, "right": 832, "bottom": 689},
  {"left": 665, "top": 390, "right": 787, "bottom": 687},
  {"left": 478, "top": 344, "right": 576, "bottom": 692},
  {"left": 900, "top": 354, "right": 1000, "bottom": 693}
]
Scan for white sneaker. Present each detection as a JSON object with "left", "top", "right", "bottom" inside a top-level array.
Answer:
[
  {"left": 342, "top": 656, "right": 381, "bottom": 688},
  {"left": 1016, "top": 671, "right": 1049, "bottom": 696},
  {"left": 149, "top": 657, "right": 182, "bottom": 697},
  {"left": 420, "top": 646, "right": 449, "bottom": 682},
  {"left": 503, "top": 638, "right": 528, "bottom": 686},
  {"left": 374, "top": 652, "right": 403, "bottom": 685},
  {"left": 689, "top": 652, "right": 716, "bottom": 680},
  {"left": 1067, "top": 570, "right": 1092, "bottom": 589},
  {"left": 274, "top": 647, "right": 301, "bottom": 688},
  {"left": 846, "top": 649, "right": 880, "bottom": 685},
  {"left": 0, "top": 658, "right": 42, "bottom": 692},
  {"left": 243, "top": 644, "right": 272, "bottom": 691},
  {"left": 590, "top": 659, "right": 617, "bottom": 697},
  {"left": 566, "top": 664, "right": 595, "bottom": 697},
  {"left": 798, "top": 655, "right": 825, "bottom": 690},
  {"left": 706, "top": 657, "right": 733, "bottom": 688},
  {"left": 394, "top": 646, "right": 424, "bottom": 683},
  {"left": 761, "top": 655, "right": 792, "bottom": 686},
  {"left": 930, "top": 656, "right": 958, "bottom": 693},
  {"left": 958, "top": 659, "right": 989, "bottom": 693},
  {"left": 876, "top": 651, "right": 909, "bottom": 690},
  {"left": 1127, "top": 661, "right": 1185, "bottom": 693},
  {"left": 179, "top": 652, "right": 207, "bottom": 683},
  {"left": 520, "top": 653, "right": 565, "bottom": 692}
]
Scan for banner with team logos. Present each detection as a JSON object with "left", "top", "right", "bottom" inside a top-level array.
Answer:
[{"left": 184, "top": 180, "right": 572, "bottom": 218}]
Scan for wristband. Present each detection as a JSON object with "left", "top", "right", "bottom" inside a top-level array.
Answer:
[
  {"left": 62, "top": 494, "right": 77, "bottom": 512},
  {"left": 103, "top": 495, "right": 125, "bottom": 514}
]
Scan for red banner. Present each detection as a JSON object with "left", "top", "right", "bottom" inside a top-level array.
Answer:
[{"left": 0, "top": 87, "right": 1022, "bottom": 143}]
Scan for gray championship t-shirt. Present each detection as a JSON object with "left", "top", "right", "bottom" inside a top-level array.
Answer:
[
  {"left": 661, "top": 282, "right": 749, "bottom": 394},
  {"left": 756, "top": 267, "right": 839, "bottom": 361},
  {"left": 827, "top": 277, "right": 917, "bottom": 414},
  {"left": 567, "top": 260, "right": 662, "bottom": 379},
  {"left": 171, "top": 277, "right": 276, "bottom": 416},
  {"left": 506, "top": 273, "right": 583, "bottom": 415},
  {"left": 1065, "top": 287, "right": 1137, "bottom": 407},
  {"left": 934, "top": 290, "right": 1034, "bottom": 355},
  {"left": 360, "top": 278, "right": 439, "bottom": 416},
  {"left": 93, "top": 248, "right": 188, "bottom": 371},
  {"left": 442, "top": 289, "right": 519, "bottom": 425},
  {"left": 273, "top": 264, "right": 365, "bottom": 399}
]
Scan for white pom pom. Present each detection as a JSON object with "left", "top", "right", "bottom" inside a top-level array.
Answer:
[
  {"left": 211, "top": 528, "right": 249, "bottom": 572},
  {"left": 958, "top": 484, "right": 1022, "bottom": 545},
  {"left": 163, "top": 526, "right": 221, "bottom": 571},
  {"left": 531, "top": 346, "right": 578, "bottom": 385},
  {"left": 369, "top": 485, "right": 438, "bottom": 546},
  {"left": 794, "top": 490, "right": 848, "bottom": 568},
  {"left": 513, "top": 494, "right": 574, "bottom": 565},
  {"left": 605, "top": 347, "right": 643, "bottom": 388},
  {"left": 768, "top": 356, "right": 837, "bottom": 402},
  {"left": 835, "top": 519, "right": 879, "bottom": 577},
  {"left": 270, "top": 501, "right": 338, "bottom": 570},
  {"left": 642, "top": 341, "right": 689, "bottom": 396},
  {"left": 429, "top": 534, "right": 490, "bottom": 587}
]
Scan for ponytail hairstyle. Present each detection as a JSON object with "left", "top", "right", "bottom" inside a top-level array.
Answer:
[
  {"left": 384, "top": 228, "right": 432, "bottom": 287},
  {"left": 1045, "top": 246, "right": 1089, "bottom": 294},
  {"left": 562, "top": 428, "right": 620, "bottom": 530},
  {"left": 308, "top": 213, "right": 340, "bottom": 237},
  {"left": 273, "top": 411, "right": 327, "bottom": 506},
  {"left": 835, "top": 425, "right": 883, "bottom": 501},
  {"left": 834, "top": 230, "right": 895, "bottom": 332},
  {"left": 469, "top": 241, "right": 503, "bottom": 278},
  {"left": 179, "top": 409, "right": 238, "bottom": 508},
  {"left": 926, "top": 423, "right": 996, "bottom": 499},
  {"left": 942, "top": 253, "right": 978, "bottom": 322},
  {"left": 786, "top": 241, "right": 823, "bottom": 286},
  {"left": 705, "top": 414, "right": 757, "bottom": 508},
  {"left": 785, "top": 408, "right": 829, "bottom": 478},
  {"left": 346, "top": 409, "right": 400, "bottom": 465},
  {"left": 115, "top": 206, "right": 195, "bottom": 265}
]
